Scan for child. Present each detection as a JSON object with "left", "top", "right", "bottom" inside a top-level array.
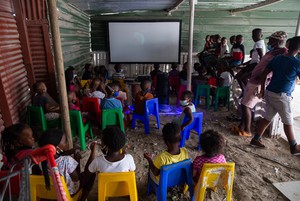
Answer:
[
  {"left": 231, "top": 34, "right": 245, "bottom": 66},
  {"left": 32, "top": 82, "right": 60, "bottom": 120},
  {"left": 112, "top": 64, "right": 125, "bottom": 80},
  {"left": 39, "top": 128, "right": 95, "bottom": 201},
  {"left": 179, "top": 62, "right": 188, "bottom": 85},
  {"left": 84, "top": 78, "right": 106, "bottom": 102},
  {"left": 250, "top": 36, "right": 300, "bottom": 155},
  {"left": 1, "top": 124, "right": 35, "bottom": 170},
  {"left": 218, "top": 60, "right": 234, "bottom": 87},
  {"left": 150, "top": 63, "right": 163, "bottom": 81},
  {"left": 100, "top": 83, "right": 122, "bottom": 110},
  {"left": 134, "top": 79, "right": 154, "bottom": 115},
  {"left": 193, "top": 130, "right": 226, "bottom": 182},
  {"left": 220, "top": 37, "right": 229, "bottom": 58},
  {"left": 203, "top": 35, "right": 211, "bottom": 51},
  {"left": 82, "top": 63, "right": 93, "bottom": 80},
  {"left": 174, "top": 91, "right": 196, "bottom": 131},
  {"left": 88, "top": 126, "right": 135, "bottom": 172},
  {"left": 144, "top": 122, "right": 189, "bottom": 181}
]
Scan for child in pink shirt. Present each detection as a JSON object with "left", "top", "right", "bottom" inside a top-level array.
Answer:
[{"left": 193, "top": 130, "right": 226, "bottom": 183}]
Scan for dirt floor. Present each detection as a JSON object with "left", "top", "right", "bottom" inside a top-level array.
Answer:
[{"left": 78, "top": 96, "right": 300, "bottom": 201}]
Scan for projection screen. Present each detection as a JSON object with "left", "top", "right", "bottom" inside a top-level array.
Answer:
[{"left": 108, "top": 21, "right": 181, "bottom": 64}]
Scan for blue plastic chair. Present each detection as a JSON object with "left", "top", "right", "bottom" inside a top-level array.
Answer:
[
  {"left": 180, "top": 112, "right": 203, "bottom": 150},
  {"left": 146, "top": 159, "right": 194, "bottom": 201},
  {"left": 132, "top": 98, "right": 160, "bottom": 134}
]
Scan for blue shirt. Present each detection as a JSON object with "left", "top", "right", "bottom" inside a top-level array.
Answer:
[
  {"left": 266, "top": 55, "right": 300, "bottom": 96},
  {"left": 100, "top": 98, "right": 122, "bottom": 109}
]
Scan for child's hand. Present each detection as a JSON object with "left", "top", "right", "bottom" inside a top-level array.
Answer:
[
  {"left": 90, "top": 141, "right": 97, "bottom": 152},
  {"left": 143, "top": 153, "right": 153, "bottom": 162},
  {"left": 74, "top": 151, "right": 82, "bottom": 161}
]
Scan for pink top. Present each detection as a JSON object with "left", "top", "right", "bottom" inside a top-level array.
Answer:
[{"left": 193, "top": 154, "right": 226, "bottom": 175}]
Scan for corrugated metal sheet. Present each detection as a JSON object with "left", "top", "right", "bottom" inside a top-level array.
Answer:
[
  {"left": 0, "top": 0, "right": 31, "bottom": 125},
  {"left": 57, "top": 0, "right": 91, "bottom": 71},
  {"left": 91, "top": 8, "right": 299, "bottom": 54}
]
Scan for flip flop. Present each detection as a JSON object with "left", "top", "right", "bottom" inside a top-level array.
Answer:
[{"left": 238, "top": 130, "right": 252, "bottom": 137}]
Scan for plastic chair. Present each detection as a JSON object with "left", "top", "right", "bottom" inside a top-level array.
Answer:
[
  {"left": 194, "top": 85, "right": 210, "bottom": 109},
  {"left": 101, "top": 108, "right": 125, "bottom": 132},
  {"left": 81, "top": 80, "right": 89, "bottom": 88},
  {"left": 214, "top": 86, "right": 230, "bottom": 111},
  {"left": 26, "top": 105, "right": 60, "bottom": 132},
  {"left": 146, "top": 159, "right": 194, "bottom": 201},
  {"left": 194, "top": 163, "right": 235, "bottom": 201},
  {"left": 132, "top": 98, "right": 160, "bottom": 134},
  {"left": 69, "top": 110, "right": 94, "bottom": 150},
  {"left": 177, "top": 84, "right": 187, "bottom": 106},
  {"left": 98, "top": 172, "right": 138, "bottom": 201},
  {"left": 82, "top": 97, "right": 101, "bottom": 124},
  {"left": 180, "top": 112, "right": 203, "bottom": 150},
  {"left": 29, "top": 175, "right": 82, "bottom": 201}
]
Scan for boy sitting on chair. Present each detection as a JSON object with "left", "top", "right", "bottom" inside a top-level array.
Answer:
[{"left": 134, "top": 80, "right": 154, "bottom": 115}]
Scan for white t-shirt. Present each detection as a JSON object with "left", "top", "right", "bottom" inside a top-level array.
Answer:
[
  {"left": 88, "top": 154, "right": 136, "bottom": 173},
  {"left": 220, "top": 44, "right": 229, "bottom": 58},
  {"left": 251, "top": 40, "right": 266, "bottom": 64},
  {"left": 220, "top": 71, "right": 233, "bottom": 87}
]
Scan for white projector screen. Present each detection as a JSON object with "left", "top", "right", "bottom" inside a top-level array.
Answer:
[{"left": 108, "top": 21, "right": 181, "bottom": 63}]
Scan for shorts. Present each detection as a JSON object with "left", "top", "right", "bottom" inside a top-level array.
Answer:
[
  {"left": 241, "top": 82, "right": 261, "bottom": 109},
  {"left": 264, "top": 90, "right": 293, "bottom": 125}
]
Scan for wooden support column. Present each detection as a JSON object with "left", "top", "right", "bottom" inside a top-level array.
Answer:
[
  {"left": 296, "top": 12, "right": 300, "bottom": 36},
  {"left": 187, "top": 0, "right": 195, "bottom": 91},
  {"left": 47, "top": 0, "right": 72, "bottom": 148}
]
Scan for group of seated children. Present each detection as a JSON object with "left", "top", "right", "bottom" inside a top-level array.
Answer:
[{"left": 1, "top": 119, "right": 226, "bottom": 200}]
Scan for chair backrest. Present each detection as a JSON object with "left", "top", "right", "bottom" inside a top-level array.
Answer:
[
  {"left": 98, "top": 171, "right": 138, "bottom": 200},
  {"left": 69, "top": 110, "right": 84, "bottom": 135},
  {"left": 196, "top": 85, "right": 210, "bottom": 96},
  {"left": 145, "top": 98, "right": 159, "bottom": 116},
  {"left": 102, "top": 108, "right": 124, "bottom": 132},
  {"left": 26, "top": 106, "right": 47, "bottom": 132},
  {"left": 159, "top": 159, "right": 193, "bottom": 191},
  {"left": 194, "top": 162, "right": 235, "bottom": 201},
  {"left": 82, "top": 97, "right": 100, "bottom": 113},
  {"left": 29, "top": 175, "right": 78, "bottom": 201},
  {"left": 183, "top": 112, "right": 203, "bottom": 131},
  {"left": 216, "top": 86, "right": 230, "bottom": 98}
]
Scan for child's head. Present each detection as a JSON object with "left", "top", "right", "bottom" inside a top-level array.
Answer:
[
  {"left": 285, "top": 38, "right": 291, "bottom": 49},
  {"left": 162, "top": 122, "right": 181, "bottom": 146},
  {"left": 236, "top": 35, "right": 243, "bottom": 44},
  {"left": 39, "top": 128, "right": 68, "bottom": 152},
  {"left": 154, "top": 63, "right": 160, "bottom": 70},
  {"left": 102, "top": 126, "right": 126, "bottom": 152},
  {"left": 35, "top": 81, "right": 47, "bottom": 95},
  {"left": 141, "top": 79, "right": 152, "bottom": 91},
  {"left": 252, "top": 28, "right": 263, "bottom": 42},
  {"left": 65, "top": 66, "right": 76, "bottom": 91},
  {"left": 266, "top": 31, "right": 287, "bottom": 50},
  {"left": 67, "top": 91, "right": 77, "bottom": 104},
  {"left": 84, "top": 63, "right": 93, "bottom": 72},
  {"left": 221, "top": 37, "right": 227, "bottom": 45},
  {"left": 229, "top": 35, "right": 236, "bottom": 45},
  {"left": 105, "top": 82, "right": 120, "bottom": 97},
  {"left": 215, "top": 34, "right": 221, "bottom": 43},
  {"left": 288, "top": 36, "right": 300, "bottom": 54},
  {"left": 200, "top": 130, "right": 225, "bottom": 157},
  {"left": 114, "top": 64, "right": 123, "bottom": 73},
  {"left": 1, "top": 123, "right": 34, "bottom": 162},
  {"left": 90, "top": 78, "right": 101, "bottom": 90},
  {"left": 171, "top": 63, "right": 178, "bottom": 70},
  {"left": 205, "top": 35, "right": 210, "bottom": 42},
  {"left": 180, "top": 91, "right": 193, "bottom": 106}
]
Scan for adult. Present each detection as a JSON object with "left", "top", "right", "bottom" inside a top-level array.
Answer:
[
  {"left": 231, "top": 31, "right": 287, "bottom": 137},
  {"left": 250, "top": 36, "right": 300, "bottom": 155}
]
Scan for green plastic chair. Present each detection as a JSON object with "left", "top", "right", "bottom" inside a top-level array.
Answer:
[
  {"left": 69, "top": 110, "right": 94, "bottom": 151},
  {"left": 194, "top": 85, "right": 210, "bottom": 109},
  {"left": 26, "top": 106, "right": 60, "bottom": 132},
  {"left": 102, "top": 108, "right": 125, "bottom": 133},
  {"left": 214, "top": 86, "right": 230, "bottom": 111}
]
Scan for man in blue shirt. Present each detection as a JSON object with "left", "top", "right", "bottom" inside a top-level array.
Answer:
[{"left": 250, "top": 36, "right": 300, "bottom": 155}]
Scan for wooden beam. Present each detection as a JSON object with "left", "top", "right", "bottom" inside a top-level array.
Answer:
[
  {"left": 187, "top": 0, "right": 195, "bottom": 91},
  {"left": 47, "top": 0, "right": 73, "bottom": 149}
]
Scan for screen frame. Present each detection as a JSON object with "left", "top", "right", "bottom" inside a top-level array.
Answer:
[{"left": 107, "top": 20, "right": 182, "bottom": 64}]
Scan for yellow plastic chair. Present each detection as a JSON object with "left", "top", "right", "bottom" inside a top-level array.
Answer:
[
  {"left": 98, "top": 172, "right": 138, "bottom": 201},
  {"left": 29, "top": 175, "right": 82, "bottom": 201},
  {"left": 194, "top": 162, "right": 235, "bottom": 201}
]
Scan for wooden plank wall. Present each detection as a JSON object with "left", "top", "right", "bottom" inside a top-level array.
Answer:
[{"left": 57, "top": 0, "right": 91, "bottom": 72}]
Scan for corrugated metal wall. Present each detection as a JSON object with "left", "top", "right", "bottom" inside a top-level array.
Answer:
[
  {"left": 57, "top": 0, "right": 91, "bottom": 71},
  {"left": 0, "top": 0, "right": 31, "bottom": 125},
  {"left": 91, "top": 10, "right": 299, "bottom": 54}
]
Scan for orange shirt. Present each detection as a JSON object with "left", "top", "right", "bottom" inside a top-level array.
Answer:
[{"left": 134, "top": 91, "right": 154, "bottom": 115}]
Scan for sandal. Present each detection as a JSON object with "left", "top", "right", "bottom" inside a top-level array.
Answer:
[
  {"left": 229, "top": 126, "right": 240, "bottom": 135},
  {"left": 238, "top": 130, "right": 252, "bottom": 137}
]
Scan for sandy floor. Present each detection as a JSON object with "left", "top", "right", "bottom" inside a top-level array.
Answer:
[{"left": 78, "top": 96, "right": 300, "bottom": 201}]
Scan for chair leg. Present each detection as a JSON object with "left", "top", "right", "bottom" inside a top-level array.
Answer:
[
  {"left": 89, "top": 124, "right": 94, "bottom": 139},
  {"left": 144, "top": 120, "right": 150, "bottom": 134},
  {"left": 132, "top": 115, "right": 136, "bottom": 129},
  {"left": 79, "top": 130, "right": 86, "bottom": 151}
]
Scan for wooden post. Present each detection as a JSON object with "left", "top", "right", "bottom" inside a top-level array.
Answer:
[
  {"left": 296, "top": 12, "right": 300, "bottom": 36},
  {"left": 47, "top": 0, "right": 73, "bottom": 148},
  {"left": 187, "top": 0, "right": 195, "bottom": 91}
]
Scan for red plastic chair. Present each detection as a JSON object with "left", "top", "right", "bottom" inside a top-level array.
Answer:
[{"left": 82, "top": 97, "right": 101, "bottom": 124}]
